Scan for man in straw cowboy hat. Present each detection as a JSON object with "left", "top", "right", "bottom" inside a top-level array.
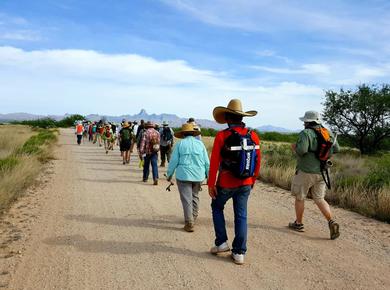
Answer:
[
  {"left": 139, "top": 121, "right": 160, "bottom": 185},
  {"left": 208, "top": 99, "right": 261, "bottom": 265},
  {"left": 289, "top": 110, "right": 340, "bottom": 240},
  {"left": 166, "top": 123, "right": 210, "bottom": 232}
]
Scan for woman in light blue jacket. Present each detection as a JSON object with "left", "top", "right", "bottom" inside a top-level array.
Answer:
[{"left": 167, "top": 123, "right": 210, "bottom": 232}]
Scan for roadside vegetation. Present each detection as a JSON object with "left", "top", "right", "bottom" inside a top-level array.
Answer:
[
  {"left": 0, "top": 125, "right": 58, "bottom": 213},
  {"left": 12, "top": 114, "right": 85, "bottom": 129}
]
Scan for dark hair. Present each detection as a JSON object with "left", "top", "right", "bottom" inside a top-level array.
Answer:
[
  {"left": 225, "top": 112, "right": 243, "bottom": 123},
  {"left": 183, "top": 132, "right": 194, "bottom": 137},
  {"left": 187, "top": 117, "right": 195, "bottom": 123},
  {"left": 305, "top": 121, "right": 319, "bottom": 128}
]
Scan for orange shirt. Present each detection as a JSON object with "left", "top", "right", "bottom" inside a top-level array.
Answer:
[
  {"left": 207, "top": 125, "right": 261, "bottom": 188},
  {"left": 76, "top": 124, "right": 84, "bottom": 134}
]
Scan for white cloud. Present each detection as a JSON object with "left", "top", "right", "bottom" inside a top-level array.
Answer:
[{"left": 0, "top": 46, "right": 325, "bottom": 129}]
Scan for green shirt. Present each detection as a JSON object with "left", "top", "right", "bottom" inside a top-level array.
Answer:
[{"left": 295, "top": 126, "right": 340, "bottom": 174}]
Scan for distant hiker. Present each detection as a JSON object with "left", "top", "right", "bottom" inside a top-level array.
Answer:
[
  {"left": 289, "top": 111, "right": 340, "bottom": 240},
  {"left": 139, "top": 121, "right": 160, "bottom": 185},
  {"left": 167, "top": 123, "right": 210, "bottom": 232},
  {"left": 96, "top": 121, "right": 104, "bottom": 147},
  {"left": 208, "top": 99, "right": 261, "bottom": 265},
  {"left": 103, "top": 124, "right": 115, "bottom": 154},
  {"left": 130, "top": 121, "right": 138, "bottom": 153},
  {"left": 187, "top": 117, "right": 202, "bottom": 140},
  {"left": 92, "top": 122, "right": 98, "bottom": 143},
  {"left": 82, "top": 122, "right": 88, "bottom": 143},
  {"left": 136, "top": 120, "right": 146, "bottom": 164},
  {"left": 88, "top": 122, "right": 94, "bottom": 142},
  {"left": 75, "top": 121, "right": 84, "bottom": 145},
  {"left": 136, "top": 119, "right": 145, "bottom": 141},
  {"left": 119, "top": 122, "right": 132, "bottom": 164},
  {"left": 159, "top": 121, "right": 174, "bottom": 167}
]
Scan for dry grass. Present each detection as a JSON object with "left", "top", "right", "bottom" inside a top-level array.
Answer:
[
  {"left": 0, "top": 156, "right": 41, "bottom": 211},
  {"left": 0, "top": 125, "right": 57, "bottom": 213},
  {"left": 0, "top": 125, "right": 34, "bottom": 159}
]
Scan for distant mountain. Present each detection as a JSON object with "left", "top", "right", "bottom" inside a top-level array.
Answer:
[
  {"left": 0, "top": 111, "right": 296, "bottom": 132},
  {"left": 0, "top": 110, "right": 224, "bottom": 129},
  {"left": 256, "top": 125, "right": 295, "bottom": 133}
]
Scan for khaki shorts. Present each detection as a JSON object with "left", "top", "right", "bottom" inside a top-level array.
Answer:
[{"left": 291, "top": 170, "right": 326, "bottom": 201}]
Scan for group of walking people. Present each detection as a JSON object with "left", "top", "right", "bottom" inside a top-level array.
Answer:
[{"left": 75, "top": 98, "right": 340, "bottom": 266}]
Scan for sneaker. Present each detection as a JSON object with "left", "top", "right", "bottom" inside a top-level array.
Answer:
[
  {"left": 288, "top": 221, "right": 305, "bottom": 232},
  {"left": 184, "top": 222, "right": 194, "bottom": 232},
  {"left": 231, "top": 253, "right": 245, "bottom": 265},
  {"left": 210, "top": 242, "right": 230, "bottom": 255},
  {"left": 328, "top": 220, "right": 340, "bottom": 240},
  {"left": 153, "top": 179, "right": 158, "bottom": 185}
]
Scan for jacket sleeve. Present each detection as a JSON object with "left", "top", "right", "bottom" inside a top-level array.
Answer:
[
  {"left": 207, "top": 132, "right": 224, "bottom": 187},
  {"left": 167, "top": 142, "right": 180, "bottom": 178},
  {"left": 202, "top": 143, "right": 210, "bottom": 179},
  {"left": 295, "top": 131, "right": 309, "bottom": 156}
]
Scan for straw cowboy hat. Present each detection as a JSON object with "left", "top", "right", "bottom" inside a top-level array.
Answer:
[
  {"left": 299, "top": 111, "right": 322, "bottom": 124},
  {"left": 174, "top": 123, "right": 201, "bottom": 139},
  {"left": 122, "top": 122, "right": 130, "bottom": 128},
  {"left": 213, "top": 99, "right": 257, "bottom": 124}
]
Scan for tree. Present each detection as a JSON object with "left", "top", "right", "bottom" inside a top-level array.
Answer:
[
  {"left": 56, "top": 114, "right": 86, "bottom": 127},
  {"left": 323, "top": 84, "right": 390, "bottom": 154}
]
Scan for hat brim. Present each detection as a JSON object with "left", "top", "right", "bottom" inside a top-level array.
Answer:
[
  {"left": 299, "top": 117, "right": 322, "bottom": 124},
  {"left": 213, "top": 107, "right": 257, "bottom": 124},
  {"left": 174, "top": 130, "right": 201, "bottom": 139}
]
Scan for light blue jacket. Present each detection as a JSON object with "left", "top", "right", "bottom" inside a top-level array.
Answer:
[{"left": 167, "top": 136, "right": 210, "bottom": 182}]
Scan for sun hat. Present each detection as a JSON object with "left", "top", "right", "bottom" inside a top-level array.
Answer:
[
  {"left": 213, "top": 99, "right": 257, "bottom": 124},
  {"left": 145, "top": 121, "right": 155, "bottom": 128},
  {"left": 122, "top": 122, "right": 130, "bottom": 128},
  {"left": 174, "top": 123, "right": 201, "bottom": 139},
  {"left": 162, "top": 121, "right": 169, "bottom": 127},
  {"left": 299, "top": 111, "right": 322, "bottom": 124}
]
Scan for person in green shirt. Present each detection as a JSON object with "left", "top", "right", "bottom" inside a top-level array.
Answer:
[{"left": 289, "top": 111, "right": 340, "bottom": 240}]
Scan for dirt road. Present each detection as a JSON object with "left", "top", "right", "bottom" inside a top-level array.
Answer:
[{"left": 1, "top": 129, "right": 389, "bottom": 290}]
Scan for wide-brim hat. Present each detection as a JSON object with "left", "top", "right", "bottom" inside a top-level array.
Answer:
[
  {"left": 162, "top": 121, "right": 169, "bottom": 127},
  {"left": 213, "top": 99, "right": 257, "bottom": 124},
  {"left": 122, "top": 122, "right": 130, "bottom": 128},
  {"left": 299, "top": 110, "right": 322, "bottom": 124},
  {"left": 174, "top": 123, "right": 201, "bottom": 139},
  {"left": 145, "top": 121, "right": 155, "bottom": 128}
]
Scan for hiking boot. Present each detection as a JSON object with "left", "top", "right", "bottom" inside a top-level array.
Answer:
[
  {"left": 153, "top": 179, "right": 158, "bottom": 185},
  {"left": 184, "top": 222, "right": 194, "bottom": 232},
  {"left": 106, "top": 150, "right": 108, "bottom": 154},
  {"left": 142, "top": 179, "right": 147, "bottom": 182},
  {"left": 123, "top": 161, "right": 126, "bottom": 165},
  {"left": 328, "top": 220, "right": 340, "bottom": 240},
  {"left": 210, "top": 242, "right": 230, "bottom": 254},
  {"left": 288, "top": 221, "right": 305, "bottom": 232},
  {"left": 231, "top": 253, "right": 245, "bottom": 265}
]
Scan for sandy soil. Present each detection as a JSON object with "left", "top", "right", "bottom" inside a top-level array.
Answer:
[{"left": 0, "top": 128, "right": 389, "bottom": 290}]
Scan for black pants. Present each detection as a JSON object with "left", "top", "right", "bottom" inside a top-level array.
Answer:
[
  {"left": 77, "top": 135, "right": 82, "bottom": 145},
  {"left": 160, "top": 145, "right": 172, "bottom": 165}
]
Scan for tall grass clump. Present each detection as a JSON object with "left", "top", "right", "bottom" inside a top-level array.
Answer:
[{"left": 0, "top": 126, "right": 58, "bottom": 212}]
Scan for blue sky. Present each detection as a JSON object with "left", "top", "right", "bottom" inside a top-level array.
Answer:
[{"left": 0, "top": 0, "right": 389, "bottom": 129}]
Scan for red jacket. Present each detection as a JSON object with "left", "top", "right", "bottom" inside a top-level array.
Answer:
[{"left": 208, "top": 125, "right": 261, "bottom": 188}]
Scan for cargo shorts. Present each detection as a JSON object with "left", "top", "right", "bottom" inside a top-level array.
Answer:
[{"left": 291, "top": 170, "right": 326, "bottom": 201}]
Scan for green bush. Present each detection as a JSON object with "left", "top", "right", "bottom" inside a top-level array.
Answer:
[
  {"left": 17, "top": 130, "right": 58, "bottom": 155},
  {"left": 366, "top": 154, "right": 390, "bottom": 189},
  {"left": 0, "top": 156, "right": 19, "bottom": 173},
  {"left": 11, "top": 114, "right": 86, "bottom": 129}
]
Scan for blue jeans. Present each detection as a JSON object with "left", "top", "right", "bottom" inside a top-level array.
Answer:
[
  {"left": 143, "top": 153, "right": 159, "bottom": 181},
  {"left": 211, "top": 185, "right": 251, "bottom": 254}
]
